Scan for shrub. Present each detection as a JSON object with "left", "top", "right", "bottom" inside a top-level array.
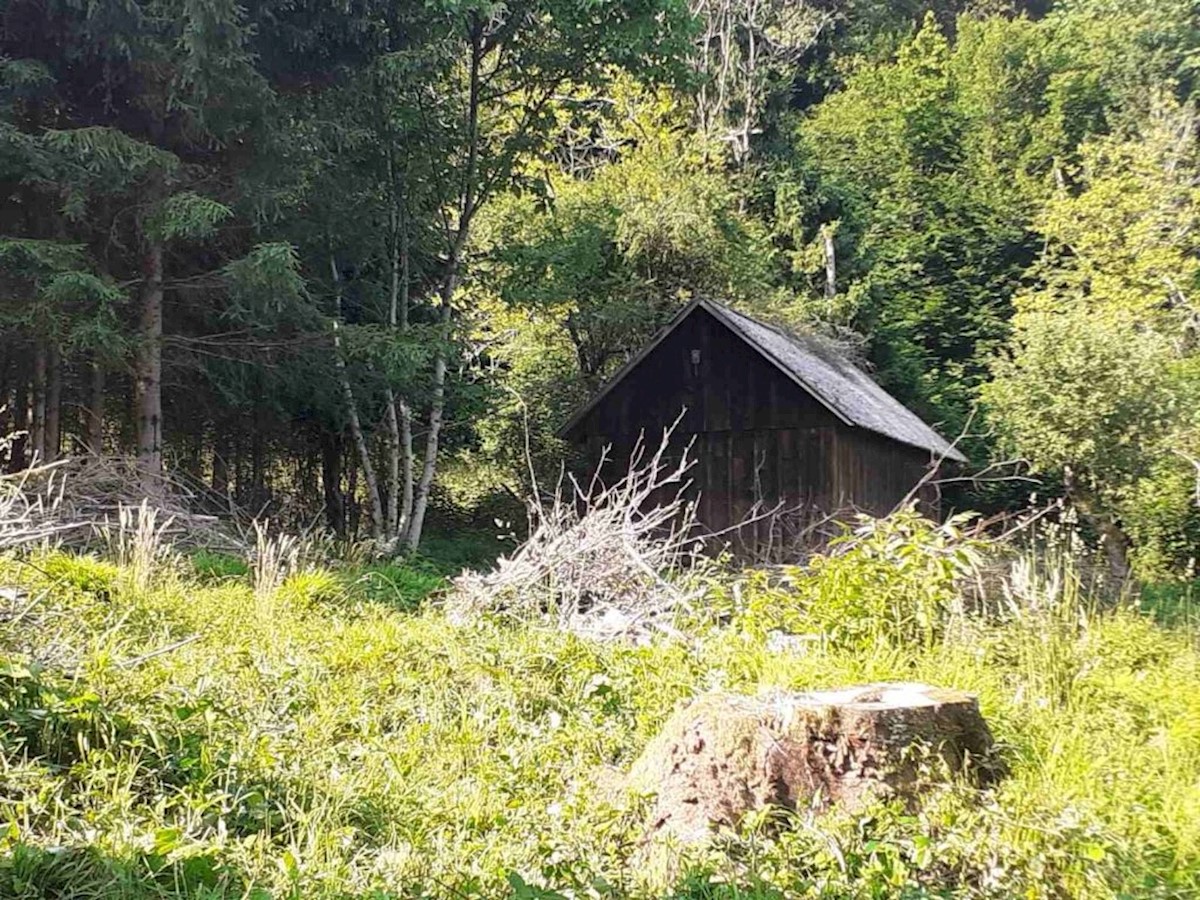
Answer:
[{"left": 738, "top": 505, "right": 983, "bottom": 651}]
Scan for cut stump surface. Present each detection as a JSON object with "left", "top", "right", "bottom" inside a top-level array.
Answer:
[{"left": 627, "top": 682, "right": 999, "bottom": 845}]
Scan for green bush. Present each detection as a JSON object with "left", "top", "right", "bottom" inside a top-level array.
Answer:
[{"left": 737, "top": 505, "right": 983, "bottom": 651}]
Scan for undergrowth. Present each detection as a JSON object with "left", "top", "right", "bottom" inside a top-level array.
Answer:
[{"left": 1, "top": 517, "right": 1198, "bottom": 898}]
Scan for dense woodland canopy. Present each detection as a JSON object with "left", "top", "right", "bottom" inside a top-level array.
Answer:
[{"left": 0, "top": 0, "right": 1198, "bottom": 574}]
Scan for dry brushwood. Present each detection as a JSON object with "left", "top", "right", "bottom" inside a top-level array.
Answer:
[
  {"left": 0, "top": 455, "right": 239, "bottom": 553},
  {"left": 447, "top": 424, "right": 707, "bottom": 641}
]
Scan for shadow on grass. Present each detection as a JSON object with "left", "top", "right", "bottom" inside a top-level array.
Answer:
[
  {"left": 0, "top": 842, "right": 261, "bottom": 900},
  {"left": 1139, "top": 578, "right": 1200, "bottom": 630},
  {"left": 347, "top": 529, "right": 509, "bottom": 612}
]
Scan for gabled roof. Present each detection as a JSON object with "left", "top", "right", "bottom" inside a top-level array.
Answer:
[{"left": 560, "top": 298, "right": 967, "bottom": 463}]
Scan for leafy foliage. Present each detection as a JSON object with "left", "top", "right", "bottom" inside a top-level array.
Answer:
[
  {"left": 985, "top": 105, "right": 1200, "bottom": 574},
  {"left": 738, "top": 505, "right": 983, "bottom": 650}
]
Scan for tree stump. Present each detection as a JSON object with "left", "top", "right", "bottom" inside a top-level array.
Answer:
[{"left": 627, "top": 682, "right": 1000, "bottom": 845}]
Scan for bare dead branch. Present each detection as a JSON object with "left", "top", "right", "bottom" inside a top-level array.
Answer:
[
  {"left": 446, "top": 414, "right": 707, "bottom": 641},
  {"left": 0, "top": 452, "right": 240, "bottom": 553}
]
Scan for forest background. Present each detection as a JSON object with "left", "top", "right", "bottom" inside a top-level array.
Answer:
[{"left": 1, "top": 0, "right": 1198, "bottom": 578}]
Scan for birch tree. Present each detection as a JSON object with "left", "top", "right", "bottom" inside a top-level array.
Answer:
[{"left": 336, "top": 0, "right": 689, "bottom": 550}]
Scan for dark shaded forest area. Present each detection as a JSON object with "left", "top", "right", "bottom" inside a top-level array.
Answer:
[{"left": 1, "top": 0, "right": 1198, "bottom": 575}]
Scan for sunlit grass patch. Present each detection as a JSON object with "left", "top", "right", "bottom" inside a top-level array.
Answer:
[{"left": 1, "top": 536, "right": 1199, "bottom": 898}]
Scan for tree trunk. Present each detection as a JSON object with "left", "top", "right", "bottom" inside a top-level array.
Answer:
[
  {"left": 184, "top": 422, "right": 203, "bottom": 481},
  {"left": 7, "top": 372, "right": 28, "bottom": 473},
  {"left": 822, "top": 225, "right": 837, "bottom": 302},
  {"left": 233, "top": 429, "right": 247, "bottom": 508},
  {"left": 31, "top": 341, "right": 46, "bottom": 463},
  {"left": 383, "top": 193, "right": 418, "bottom": 542},
  {"left": 628, "top": 685, "right": 999, "bottom": 847},
  {"left": 383, "top": 389, "right": 401, "bottom": 536},
  {"left": 1095, "top": 517, "right": 1133, "bottom": 585},
  {"left": 45, "top": 343, "right": 61, "bottom": 462},
  {"left": 251, "top": 420, "right": 267, "bottom": 514},
  {"left": 398, "top": 396, "right": 414, "bottom": 535},
  {"left": 135, "top": 239, "right": 164, "bottom": 484},
  {"left": 330, "top": 254, "right": 385, "bottom": 539},
  {"left": 405, "top": 302, "right": 451, "bottom": 551},
  {"left": 382, "top": 197, "right": 403, "bottom": 538},
  {"left": 86, "top": 358, "right": 105, "bottom": 454},
  {"left": 212, "top": 427, "right": 230, "bottom": 502},
  {"left": 401, "top": 26, "right": 484, "bottom": 551},
  {"left": 1063, "top": 465, "right": 1133, "bottom": 585},
  {"left": 0, "top": 345, "right": 10, "bottom": 440},
  {"left": 321, "top": 428, "right": 346, "bottom": 536},
  {"left": 347, "top": 448, "right": 360, "bottom": 537}
]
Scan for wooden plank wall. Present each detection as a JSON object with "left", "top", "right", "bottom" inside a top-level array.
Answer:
[{"left": 570, "top": 306, "right": 938, "bottom": 540}]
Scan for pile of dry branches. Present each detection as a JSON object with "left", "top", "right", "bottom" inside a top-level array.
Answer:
[
  {"left": 448, "top": 426, "right": 707, "bottom": 641},
  {"left": 0, "top": 455, "right": 234, "bottom": 552}
]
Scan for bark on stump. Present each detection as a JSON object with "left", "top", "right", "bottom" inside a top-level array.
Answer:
[{"left": 627, "top": 682, "right": 999, "bottom": 845}]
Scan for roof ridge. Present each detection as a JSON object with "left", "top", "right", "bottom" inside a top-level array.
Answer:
[{"left": 704, "top": 300, "right": 861, "bottom": 366}]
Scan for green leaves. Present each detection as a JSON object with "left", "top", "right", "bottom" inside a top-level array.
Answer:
[
  {"left": 738, "top": 504, "right": 983, "bottom": 652},
  {"left": 0, "top": 58, "right": 53, "bottom": 100},
  {"left": 986, "top": 307, "right": 1178, "bottom": 488},
  {"left": 792, "top": 13, "right": 1053, "bottom": 427},
  {"left": 0, "top": 238, "right": 86, "bottom": 274},
  {"left": 39, "top": 271, "right": 123, "bottom": 308},
  {"left": 0, "top": 240, "right": 123, "bottom": 343},
  {"left": 985, "top": 104, "right": 1200, "bottom": 575}
]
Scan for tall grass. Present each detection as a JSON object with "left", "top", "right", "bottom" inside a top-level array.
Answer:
[
  {"left": 1, "top": 518, "right": 1198, "bottom": 898},
  {"left": 100, "top": 500, "right": 172, "bottom": 592},
  {"left": 251, "top": 519, "right": 300, "bottom": 605}
]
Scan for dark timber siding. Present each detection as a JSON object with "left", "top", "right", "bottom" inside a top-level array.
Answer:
[{"left": 566, "top": 307, "right": 935, "bottom": 537}]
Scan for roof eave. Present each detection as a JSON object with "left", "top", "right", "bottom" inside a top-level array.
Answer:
[{"left": 556, "top": 297, "right": 704, "bottom": 439}]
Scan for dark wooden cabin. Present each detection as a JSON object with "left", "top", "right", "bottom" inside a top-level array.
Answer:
[{"left": 559, "top": 299, "right": 965, "bottom": 539}]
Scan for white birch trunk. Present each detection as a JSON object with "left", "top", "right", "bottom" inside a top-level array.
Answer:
[{"left": 404, "top": 315, "right": 448, "bottom": 551}]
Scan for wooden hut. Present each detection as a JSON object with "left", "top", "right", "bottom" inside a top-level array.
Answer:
[{"left": 559, "top": 299, "right": 965, "bottom": 538}]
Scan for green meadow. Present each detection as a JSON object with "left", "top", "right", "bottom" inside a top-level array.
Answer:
[{"left": 2, "top": 517, "right": 1199, "bottom": 899}]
